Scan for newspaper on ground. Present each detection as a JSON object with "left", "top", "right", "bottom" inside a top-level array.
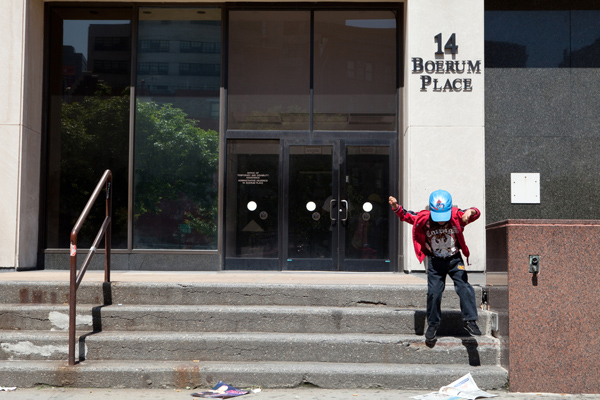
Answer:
[{"left": 410, "top": 373, "right": 498, "bottom": 400}]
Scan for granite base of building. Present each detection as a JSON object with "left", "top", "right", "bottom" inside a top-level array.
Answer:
[{"left": 486, "top": 219, "right": 600, "bottom": 394}]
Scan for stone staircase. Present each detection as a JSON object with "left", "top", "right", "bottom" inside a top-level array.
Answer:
[{"left": 0, "top": 279, "right": 507, "bottom": 389}]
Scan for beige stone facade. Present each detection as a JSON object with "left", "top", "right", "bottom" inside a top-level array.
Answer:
[{"left": 1, "top": 0, "right": 486, "bottom": 272}]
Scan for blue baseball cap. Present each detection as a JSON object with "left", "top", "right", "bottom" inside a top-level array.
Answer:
[{"left": 429, "top": 190, "right": 452, "bottom": 222}]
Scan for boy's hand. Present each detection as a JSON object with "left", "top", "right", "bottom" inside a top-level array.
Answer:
[
  {"left": 461, "top": 208, "right": 476, "bottom": 224},
  {"left": 388, "top": 196, "right": 400, "bottom": 211}
]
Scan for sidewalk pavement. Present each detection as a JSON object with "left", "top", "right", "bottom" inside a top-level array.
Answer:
[
  {"left": 0, "top": 269, "right": 429, "bottom": 285},
  {"left": 1, "top": 387, "right": 600, "bottom": 400}
]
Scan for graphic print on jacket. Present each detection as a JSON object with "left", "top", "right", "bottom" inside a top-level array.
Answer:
[{"left": 425, "top": 220, "right": 459, "bottom": 258}]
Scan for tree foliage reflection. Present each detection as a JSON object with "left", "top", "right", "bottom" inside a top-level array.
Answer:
[
  {"left": 60, "top": 84, "right": 129, "bottom": 248},
  {"left": 134, "top": 100, "right": 219, "bottom": 249},
  {"left": 60, "top": 84, "right": 219, "bottom": 250}
]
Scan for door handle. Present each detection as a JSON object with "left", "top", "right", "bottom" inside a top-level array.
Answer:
[
  {"left": 329, "top": 199, "right": 337, "bottom": 222},
  {"left": 341, "top": 200, "right": 349, "bottom": 222}
]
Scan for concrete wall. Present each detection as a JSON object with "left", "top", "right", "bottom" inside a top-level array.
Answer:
[
  {"left": 0, "top": 0, "right": 44, "bottom": 269},
  {"left": 402, "top": 0, "right": 485, "bottom": 271},
  {"left": 486, "top": 219, "right": 600, "bottom": 394}
]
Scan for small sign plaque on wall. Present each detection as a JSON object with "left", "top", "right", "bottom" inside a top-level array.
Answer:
[{"left": 511, "top": 173, "right": 540, "bottom": 204}]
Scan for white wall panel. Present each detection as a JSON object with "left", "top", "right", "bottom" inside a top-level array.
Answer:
[
  {"left": 0, "top": 0, "right": 24, "bottom": 126},
  {"left": 401, "top": 126, "right": 485, "bottom": 272},
  {"left": 0, "top": 0, "right": 43, "bottom": 269},
  {"left": 0, "top": 125, "right": 20, "bottom": 267},
  {"left": 401, "top": 0, "right": 485, "bottom": 272}
]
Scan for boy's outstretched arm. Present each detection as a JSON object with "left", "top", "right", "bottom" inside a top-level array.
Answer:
[{"left": 389, "top": 196, "right": 417, "bottom": 225}]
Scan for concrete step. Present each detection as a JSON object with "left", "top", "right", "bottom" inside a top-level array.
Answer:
[
  {"left": 0, "top": 360, "right": 508, "bottom": 390},
  {"left": 5, "top": 281, "right": 482, "bottom": 309},
  {"left": 0, "top": 330, "right": 500, "bottom": 366},
  {"left": 0, "top": 278, "right": 505, "bottom": 390},
  {"left": 0, "top": 304, "right": 494, "bottom": 335}
]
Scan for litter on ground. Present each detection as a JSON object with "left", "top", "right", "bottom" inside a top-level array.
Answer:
[
  {"left": 190, "top": 381, "right": 250, "bottom": 398},
  {"left": 410, "top": 373, "right": 498, "bottom": 400}
]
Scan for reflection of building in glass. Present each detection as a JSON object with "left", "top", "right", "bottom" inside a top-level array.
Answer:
[
  {"left": 561, "top": 37, "right": 600, "bottom": 68},
  {"left": 136, "top": 18, "right": 221, "bottom": 129},
  {"left": 88, "top": 24, "right": 131, "bottom": 86},
  {"left": 62, "top": 45, "right": 87, "bottom": 94},
  {"left": 63, "top": 23, "right": 131, "bottom": 99},
  {"left": 88, "top": 23, "right": 131, "bottom": 89}
]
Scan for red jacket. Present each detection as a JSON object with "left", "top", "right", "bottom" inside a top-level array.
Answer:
[{"left": 393, "top": 206, "right": 480, "bottom": 264}]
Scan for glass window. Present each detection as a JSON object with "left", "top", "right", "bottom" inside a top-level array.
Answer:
[
  {"left": 133, "top": 8, "right": 221, "bottom": 249},
  {"left": 486, "top": 7, "right": 600, "bottom": 68},
  {"left": 138, "top": 61, "right": 169, "bottom": 75},
  {"left": 228, "top": 11, "right": 311, "bottom": 130},
  {"left": 571, "top": 10, "right": 600, "bottom": 67},
  {"left": 180, "top": 40, "right": 221, "bottom": 54},
  {"left": 227, "top": 9, "right": 397, "bottom": 132},
  {"left": 485, "top": 11, "right": 570, "bottom": 68},
  {"left": 139, "top": 40, "right": 170, "bottom": 52},
  {"left": 46, "top": 8, "right": 131, "bottom": 249},
  {"left": 313, "top": 11, "right": 396, "bottom": 131}
]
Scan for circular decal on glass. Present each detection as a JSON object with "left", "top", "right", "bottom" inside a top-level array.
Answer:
[
  {"left": 363, "top": 202, "right": 373, "bottom": 212},
  {"left": 247, "top": 201, "right": 257, "bottom": 211},
  {"left": 312, "top": 212, "right": 321, "bottom": 221},
  {"left": 362, "top": 212, "right": 371, "bottom": 221},
  {"left": 259, "top": 211, "right": 268, "bottom": 220},
  {"left": 306, "top": 201, "right": 316, "bottom": 212}
]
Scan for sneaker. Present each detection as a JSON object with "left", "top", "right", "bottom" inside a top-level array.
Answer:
[
  {"left": 464, "top": 320, "right": 482, "bottom": 336},
  {"left": 425, "top": 325, "right": 438, "bottom": 341}
]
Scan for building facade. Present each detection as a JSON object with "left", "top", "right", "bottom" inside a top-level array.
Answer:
[{"left": 1, "top": 0, "right": 598, "bottom": 273}]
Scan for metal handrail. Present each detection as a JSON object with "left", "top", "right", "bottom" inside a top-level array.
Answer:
[{"left": 68, "top": 169, "right": 112, "bottom": 366}]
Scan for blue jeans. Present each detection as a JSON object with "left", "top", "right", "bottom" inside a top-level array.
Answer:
[{"left": 426, "top": 253, "right": 478, "bottom": 327}]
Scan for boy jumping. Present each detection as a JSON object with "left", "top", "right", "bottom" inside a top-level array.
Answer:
[{"left": 389, "top": 190, "right": 481, "bottom": 342}]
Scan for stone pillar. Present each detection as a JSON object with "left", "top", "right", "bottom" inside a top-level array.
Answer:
[
  {"left": 0, "top": 0, "right": 44, "bottom": 269},
  {"left": 402, "top": 0, "right": 485, "bottom": 272}
]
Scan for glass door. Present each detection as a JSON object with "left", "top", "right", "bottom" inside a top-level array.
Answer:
[
  {"left": 285, "top": 144, "right": 337, "bottom": 270},
  {"left": 225, "top": 139, "right": 395, "bottom": 271},
  {"left": 284, "top": 141, "right": 392, "bottom": 271},
  {"left": 342, "top": 144, "right": 391, "bottom": 271},
  {"left": 225, "top": 140, "right": 280, "bottom": 270}
]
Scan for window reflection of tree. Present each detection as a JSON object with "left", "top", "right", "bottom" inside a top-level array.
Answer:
[
  {"left": 60, "top": 83, "right": 130, "bottom": 248},
  {"left": 134, "top": 100, "right": 219, "bottom": 249},
  {"left": 59, "top": 87, "right": 219, "bottom": 250}
]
